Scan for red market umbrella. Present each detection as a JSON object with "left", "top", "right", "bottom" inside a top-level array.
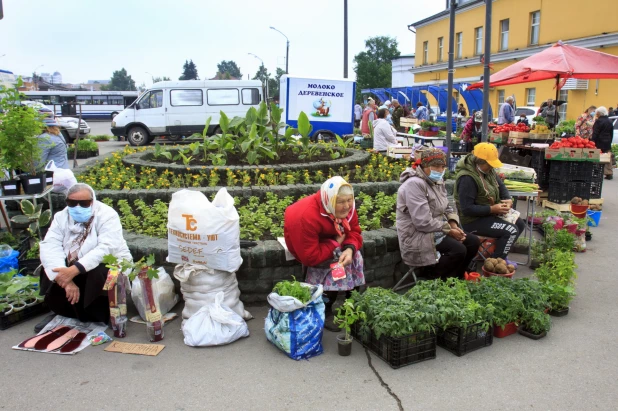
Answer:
[{"left": 468, "top": 41, "right": 618, "bottom": 90}]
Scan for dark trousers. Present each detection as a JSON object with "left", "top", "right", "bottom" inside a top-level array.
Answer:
[
  {"left": 432, "top": 234, "right": 480, "bottom": 280},
  {"left": 42, "top": 264, "right": 110, "bottom": 323},
  {"left": 324, "top": 289, "right": 356, "bottom": 315},
  {"left": 463, "top": 217, "right": 526, "bottom": 259}
]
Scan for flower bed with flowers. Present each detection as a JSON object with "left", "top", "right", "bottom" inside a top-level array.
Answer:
[{"left": 77, "top": 146, "right": 408, "bottom": 190}]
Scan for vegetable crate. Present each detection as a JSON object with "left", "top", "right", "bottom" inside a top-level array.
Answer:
[
  {"left": 548, "top": 180, "right": 602, "bottom": 203},
  {"left": 359, "top": 139, "right": 373, "bottom": 150},
  {"left": 549, "top": 161, "right": 604, "bottom": 183},
  {"left": 352, "top": 323, "right": 436, "bottom": 369},
  {"left": 437, "top": 322, "right": 493, "bottom": 357},
  {"left": 0, "top": 302, "right": 50, "bottom": 331}
]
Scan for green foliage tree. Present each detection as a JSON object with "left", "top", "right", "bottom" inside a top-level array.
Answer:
[
  {"left": 252, "top": 64, "right": 270, "bottom": 84},
  {"left": 152, "top": 76, "right": 171, "bottom": 83},
  {"left": 216, "top": 60, "right": 242, "bottom": 79},
  {"left": 268, "top": 67, "right": 286, "bottom": 100},
  {"left": 179, "top": 59, "right": 199, "bottom": 80},
  {"left": 100, "top": 68, "right": 137, "bottom": 91},
  {"left": 353, "top": 36, "right": 400, "bottom": 100}
]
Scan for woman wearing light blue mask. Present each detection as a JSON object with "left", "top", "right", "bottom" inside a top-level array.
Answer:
[
  {"left": 397, "top": 148, "right": 479, "bottom": 280},
  {"left": 37, "top": 183, "right": 133, "bottom": 331}
]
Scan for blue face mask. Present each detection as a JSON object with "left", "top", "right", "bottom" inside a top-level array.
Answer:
[
  {"left": 429, "top": 170, "right": 445, "bottom": 182},
  {"left": 68, "top": 206, "right": 92, "bottom": 223}
]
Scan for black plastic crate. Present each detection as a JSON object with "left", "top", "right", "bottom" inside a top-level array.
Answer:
[
  {"left": 549, "top": 161, "right": 604, "bottom": 183},
  {"left": 0, "top": 302, "right": 50, "bottom": 330},
  {"left": 352, "top": 322, "right": 436, "bottom": 369},
  {"left": 18, "top": 259, "right": 41, "bottom": 275},
  {"left": 548, "top": 180, "right": 603, "bottom": 203},
  {"left": 437, "top": 322, "right": 493, "bottom": 357}
]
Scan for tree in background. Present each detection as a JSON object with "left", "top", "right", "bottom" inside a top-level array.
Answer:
[
  {"left": 100, "top": 68, "right": 137, "bottom": 91},
  {"left": 179, "top": 60, "right": 199, "bottom": 80},
  {"left": 216, "top": 60, "right": 242, "bottom": 79},
  {"left": 153, "top": 76, "right": 171, "bottom": 83},
  {"left": 353, "top": 36, "right": 400, "bottom": 100},
  {"left": 267, "top": 68, "right": 286, "bottom": 101},
  {"left": 252, "top": 64, "right": 271, "bottom": 99}
]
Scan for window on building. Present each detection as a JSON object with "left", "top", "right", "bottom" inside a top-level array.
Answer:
[
  {"left": 423, "top": 41, "right": 428, "bottom": 64},
  {"left": 500, "top": 19, "right": 509, "bottom": 51},
  {"left": 207, "top": 89, "right": 239, "bottom": 106},
  {"left": 438, "top": 37, "right": 444, "bottom": 62},
  {"left": 241, "top": 88, "right": 261, "bottom": 105},
  {"left": 475, "top": 27, "right": 483, "bottom": 55},
  {"left": 558, "top": 90, "right": 568, "bottom": 121},
  {"left": 456, "top": 32, "right": 463, "bottom": 59},
  {"left": 530, "top": 11, "right": 540, "bottom": 45},
  {"left": 526, "top": 88, "right": 536, "bottom": 106},
  {"left": 170, "top": 89, "right": 203, "bottom": 106},
  {"left": 497, "top": 90, "right": 505, "bottom": 112}
]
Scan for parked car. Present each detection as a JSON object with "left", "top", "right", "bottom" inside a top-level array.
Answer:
[
  {"left": 514, "top": 106, "right": 540, "bottom": 124},
  {"left": 22, "top": 101, "right": 90, "bottom": 142}
]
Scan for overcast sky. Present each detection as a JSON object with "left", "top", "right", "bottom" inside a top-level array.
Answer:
[{"left": 0, "top": 0, "right": 444, "bottom": 86}]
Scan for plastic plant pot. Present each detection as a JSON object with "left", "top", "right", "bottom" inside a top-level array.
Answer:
[
  {"left": 518, "top": 326, "right": 547, "bottom": 340},
  {"left": 549, "top": 307, "right": 569, "bottom": 317},
  {"left": 493, "top": 322, "right": 518, "bottom": 338},
  {"left": 337, "top": 334, "right": 353, "bottom": 356}
]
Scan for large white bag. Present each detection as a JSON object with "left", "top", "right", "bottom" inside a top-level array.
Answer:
[
  {"left": 174, "top": 263, "right": 252, "bottom": 327},
  {"left": 183, "top": 292, "right": 249, "bottom": 347},
  {"left": 131, "top": 267, "right": 179, "bottom": 321},
  {"left": 45, "top": 160, "right": 77, "bottom": 194},
  {"left": 167, "top": 188, "right": 242, "bottom": 273}
]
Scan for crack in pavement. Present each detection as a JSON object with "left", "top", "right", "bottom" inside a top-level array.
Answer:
[{"left": 365, "top": 347, "right": 404, "bottom": 411}]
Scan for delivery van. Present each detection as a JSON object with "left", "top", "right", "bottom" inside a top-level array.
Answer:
[
  {"left": 280, "top": 75, "right": 356, "bottom": 140},
  {"left": 111, "top": 80, "right": 264, "bottom": 146}
]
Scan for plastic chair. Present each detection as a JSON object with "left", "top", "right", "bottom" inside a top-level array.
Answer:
[
  {"left": 393, "top": 267, "right": 418, "bottom": 292},
  {"left": 474, "top": 236, "right": 497, "bottom": 262}
]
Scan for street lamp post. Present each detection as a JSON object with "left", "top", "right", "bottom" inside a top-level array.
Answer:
[
  {"left": 270, "top": 26, "right": 289, "bottom": 74},
  {"left": 145, "top": 71, "right": 154, "bottom": 84},
  {"left": 33, "top": 64, "right": 44, "bottom": 90},
  {"left": 248, "top": 53, "right": 269, "bottom": 100}
]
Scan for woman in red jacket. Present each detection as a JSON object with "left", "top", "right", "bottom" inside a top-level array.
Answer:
[{"left": 284, "top": 176, "right": 365, "bottom": 330}]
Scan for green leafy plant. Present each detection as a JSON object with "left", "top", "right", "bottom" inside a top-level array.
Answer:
[
  {"left": 0, "top": 78, "right": 45, "bottom": 175},
  {"left": 272, "top": 277, "right": 312, "bottom": 303},
  {"left": 541, "top": 282, "right": 575, "bottom": 311},
  {"left": 520, "top": 309, "right": 551, "bottom": 335},
  {"left": 335, "top": 299, "right": 366, "bottom": 341},
  {"left": 10, "top": 199, "right": 52, "bottom": 260},
  {"left": 67, "top": 138, "right": 98, "bottom": 153},
  {"left": 102, "top": 253, "right": 159, "bottom": 280},
  {"left": 467, "top": 276, "right": 523, "bottom": 328},
  {"left": 0, "top": 269, "right": 39, "bottom": 308},
  {"left": 534, "top": 249, "right": 577, "bottom": 287},
  {"left": 555, "top": 120, "right": 576, "bottom": 135}
]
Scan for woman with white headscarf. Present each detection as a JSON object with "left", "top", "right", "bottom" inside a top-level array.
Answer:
[
  {"left": 38, "top": 183, "right": 132, "bottom": 328},
  {"left": 284, "top": 176, "right": 365, "bottom": 331}
]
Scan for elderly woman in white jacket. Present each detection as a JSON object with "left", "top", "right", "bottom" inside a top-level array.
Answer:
[
  {"left": 39, "top": 183, "right": 132, "bottom": 325},
  {"left": 373, "top": 108, "right": 399, "bottom": 152}
]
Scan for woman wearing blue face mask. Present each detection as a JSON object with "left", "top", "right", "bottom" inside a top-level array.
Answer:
[
  {"left": 396, "top": 149, "right": 479, "bottom": 280},
  {"left": 37, "top": 183, "right": 132, "bottom": 331}
]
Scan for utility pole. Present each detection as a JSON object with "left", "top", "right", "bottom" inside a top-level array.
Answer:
[
  {"left": 445, "top": 0, "right": 457, "bottom": 150},
  {"left": 343, "top": 0, "right": 348, "bottom": 78},
  {"left": 481, "top": 0, "right": 492, "bottom": 142}
]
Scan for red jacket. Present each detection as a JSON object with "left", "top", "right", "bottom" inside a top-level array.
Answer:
[{"left": 284, "top": 192, "right": 363, "bottom": 267}]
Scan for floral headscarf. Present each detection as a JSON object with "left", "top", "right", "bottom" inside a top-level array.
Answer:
[{"left": 320, "top": 176, "right": 355, "bottom": 236}]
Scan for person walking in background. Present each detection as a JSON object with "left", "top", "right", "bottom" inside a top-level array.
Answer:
[
  {"left": 591, "top": 106, "right": 614, "bottom": 180},
  {"left": 575, "top": 106, "right": 596, "bottom": 139},
  {"left": 391, "top": 100, "right": 404, "bottom": 130},
  {"left": 540, "top": 99, "right": 560, "bottom": 130},
  {"left": 361, "top": 98, "right": 377, "bottom": 135},
  {"left": 498, "top": 96, "right": 514, "bottom": 125},
  {"left": 354, "top": 101, "right": 362, "bottom": 128},
  {"left": 37, "top": 118, "right": 69, "bottom": 170},
  {"left": 415, "top": 101, "right": 429, "bottom": 121}
]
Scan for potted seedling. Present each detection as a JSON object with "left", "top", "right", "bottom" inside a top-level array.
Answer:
[
  {"left": 518, "top": 309, "right": 551, "bottom": 340},
  {"left": 334, "top": 299, "right": 366, "bottom": 356},
  {"left": 11, "top": 199, "right": 52, "bottom": 274}
]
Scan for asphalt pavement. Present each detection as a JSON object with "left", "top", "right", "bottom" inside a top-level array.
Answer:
[{"left": 1, "top": 159, "right": 616, "bottom": 410}]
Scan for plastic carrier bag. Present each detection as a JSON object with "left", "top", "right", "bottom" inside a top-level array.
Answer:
[
  {"left": 0, "top": 249, "right": 19, "bottom": 273},
  {"left": 131, "top": 267, "right": 179, "bottom": 321},
  {"left": 264, "top": 283, "right": 325, "bottom": 361},
  {"left": 167, "top": 188, "right": 242, "bottom": 273},
  {"left": 45, "top": 160, "right": 77, "bottom": 194},
  {"left": 183, "top": 292, "right": 249, "bottom": 347}
]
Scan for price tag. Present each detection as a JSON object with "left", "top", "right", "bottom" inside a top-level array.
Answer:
[
  {"left": 109, "top": 308, "right": 121, "bottom": 318},
  {"left": 146, "top": 311, "right": 162, "bottom": 323},
  {"left": 4, "top": 185, "right": 16, "bottom": 190},
  {"left": 29, "top": 178, "right": 41, "bottom": 184}
]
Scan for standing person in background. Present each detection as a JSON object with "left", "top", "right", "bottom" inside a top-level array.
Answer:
[
  {"left": 361, "top": 98, "right": 377, "bottom": 135},
  {"left": 613, "top": 106, "right": 618, "bottom": 116},
  {"left": 591, "top": 106, "right": 614, "bottom": 180},
  {"left": 575, "top": 106, "right": 596, "bottom": 139},
  {"left": 517, "top": 113, "right": 529, "bottom": 126},
  {"left": 540, "top": 99, "right": 560, "bottom": 130},
  {"left": 37, "top": 118, "right": 69, "bottom": 170},
  {"left": 391, "top": 100, "right": 404, "bottom": 130},
  {"left": 609, "top": 107, "right": 614, "bottom": 117},
  {"left": 498, "top": 96, "right": 514, "bottom": 125},
  {"left": 461, "top": 111, "right": 483, "bottom": 148},
  {"left": 458, "top": 103, "right": 467, "bottom": 117},
  {"left": 415, "top": 101, "right": 429, "bottom": 121},
  {"left": 379, "top": 100, "right": 393, "bottom": 125},
  {"left": 354, "top": 101, "right": 362, "bottom": 128}
]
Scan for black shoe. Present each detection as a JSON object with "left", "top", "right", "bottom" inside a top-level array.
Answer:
[
  {"left": 34, "top": 314, "right": 56, "bottom": 334},
  {"left": 605, "top": 175, "right": 613, "bottom": 180}
]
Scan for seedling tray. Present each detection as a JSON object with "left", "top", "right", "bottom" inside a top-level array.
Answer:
[
  {"left": 0, "top": 302, "right": 50, "bottom": 330},
  {"left": 437, "top": 322, "right": 493, "bottom": 356},
  {"left": 352, "top": 323, "right": 436, "bottom": 369}
]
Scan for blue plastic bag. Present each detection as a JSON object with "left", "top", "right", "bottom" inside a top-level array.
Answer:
[
  {"left": 0, "top": 250, "right": 19, "bottom": 274},
  {"left": 265, "top": 284, "right": 325, "bottom": 361}
]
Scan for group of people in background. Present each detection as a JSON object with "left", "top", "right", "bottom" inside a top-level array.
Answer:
[{"left": 576, "top": 105, "right": 616, "bottom": 179}]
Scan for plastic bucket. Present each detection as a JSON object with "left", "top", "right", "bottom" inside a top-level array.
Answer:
[
  {"left": 587, "top": 209, "right": 601, "bottom": 227},
  {"left": 569, "top": 204, "right": 589, "bottom": 218}
]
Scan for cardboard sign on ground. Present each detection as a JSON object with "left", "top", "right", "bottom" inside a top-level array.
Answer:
[{"left": 104, "top": 341, "right": 165, "bottom": 356}]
